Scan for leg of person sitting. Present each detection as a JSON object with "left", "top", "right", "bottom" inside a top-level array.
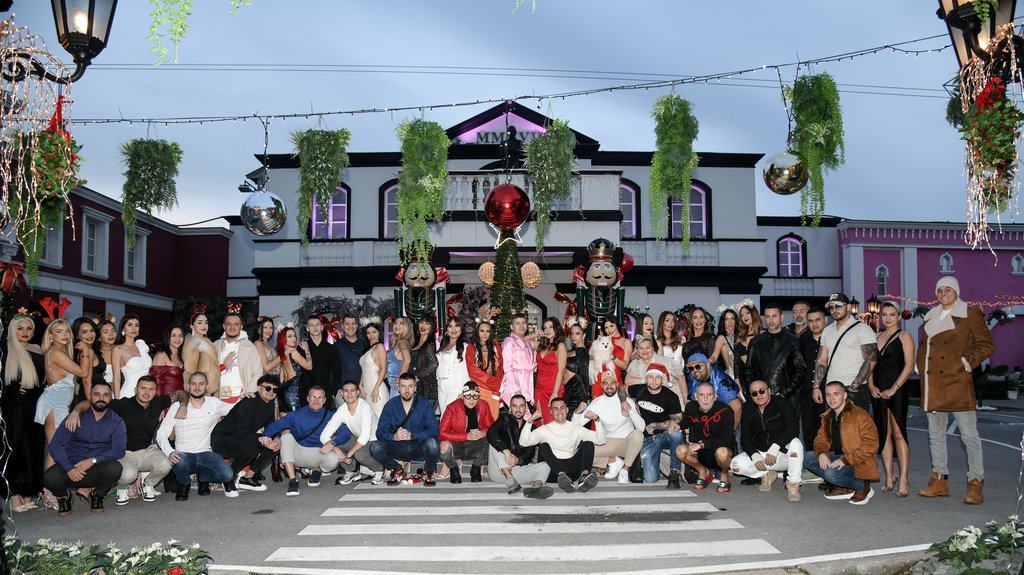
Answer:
[
  {"left": 714, "top": 447, "right": 733, "bottom": 483},
  {"left": 782, "top": 438, "right": 805, "bottom": 501},
  {"left": 593, "top": 437, "right": 623, "bottom": 473},
  {"left": 195, "top": 451, "right": 236, "bottom": 495},
  {"left": 352, "top": 442, "right": 384, "bottom": 474},
  {"left": 663, "top": 430, "right": 685, "bottom": 478},
  {"left": 623, "top": 429, "right": 643, "bottom": 474},
  {"left": 43, "top": 464, "right": 75, "bottom": 514},
  {"left": 438, "top": 441, "right": 461, "bottom": 483},
  {"left": 730, "top": 451, "right": 761, "bottom": 479},
  {"left": 537, "top": 443, "right": 571, "bottom": 483},
  {"left": 81, "top": 460, "right": 123, "bottom": 511},
  {"left": 639, "top": 435, "right": 663, "bottom": 483},
  {"left": 457, "top": 438, "right": 488, "bottom": 481},
  {"left": 420, "top": 437, "right": 440, "bottom": 477},
  {"left": 213, "top": 433, "right": 261, "bottom": 478},
  {"left": 115, "top": 449, "right": 142, "bottom": 505},
  {"left": 279, "top": 434, "right": 301, "bottom": 480},
  {"left": 675, "top": 443, "right": 711, "bottom": 489},
  {"left": 569, "top": 442, "right": 598, "bottom": 492}
]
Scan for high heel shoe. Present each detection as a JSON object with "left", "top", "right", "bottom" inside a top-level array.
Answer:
[
  {"left": 896, "top": 480, "right": 909, "bottom": 498},
  {"left": 881, "top": 475, "right": 897, "bottom": 492}
]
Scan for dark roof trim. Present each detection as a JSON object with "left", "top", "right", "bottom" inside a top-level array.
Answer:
[
  {"left": 445, "top": 101, "right": 600, "bottom": 147},
  {"left": 590, "top": 151, "right": 764, "bottom": 168},
  {"left": 757, "top": 215, "right": 843, "bottom": 228}
]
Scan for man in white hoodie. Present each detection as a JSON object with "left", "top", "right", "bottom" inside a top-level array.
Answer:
[
  {"left": 575, "top": 371, "right": 644, "bottom": 484},
  {"left": 521, "top": 397, "right": 606, "bottom": 493}
]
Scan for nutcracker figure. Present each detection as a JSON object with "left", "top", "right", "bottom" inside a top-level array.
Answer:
[
  {"left": 394, "top": 249, "right": 448, "bottom": 328},
  {"left": 573, "top": 238, "right": 626, "bottom": 340}
]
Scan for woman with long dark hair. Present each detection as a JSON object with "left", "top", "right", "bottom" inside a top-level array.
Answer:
[
  {"left": 2, "top": 314, "right": 45, "bottom": 511},
  {"left": 562, "top": 320, "right": 591, "bottom": 415},
  {"left": 112, "top": 314, "right": 151, "bottom": 399},
  {"left": 631, "top": 313, "right": 655, "bottom": 360},
  {"left": 150, "top": 324, "right": 185, "bottom": 396},
  {"left": 655, "top": 311, "right": 684, "bottom": 366},
  {"left": 359, "top": 321, "right": 388, "bottom": 416},
  {"left": 602, "top": 316, "right": 632, "bottom": 385},
  {"left": 70, "top": 317, "right": 102, "bottom": 402},
  {"left": 253, "top": 316, "right": 282, "bottom": 377},
  {"left": 710, "top": 309, "right": 740, "bottom": 378},
  {"left": 410, "top": 315, "right": 439, "bottom": 408},
  {"left": 96, "top": 320, "right": 117, "bottom": 385},
  {"left": 682, "top": 307, "right": 715, "bottom": 361},
  {"left": 466, "top": 319, "right": 503, "bottom": 419},
  {"left": 534, "top": 317, "right": 568, "bottom": 423},
  {"left": 869, "top": 302, "right": 914, "bottom": 498},
  {"left": 735, "top": 304, "right": 763, "bottom": 388},
  {"left": 183, "top": 309, "right": 219, "bottom": 396},
  {"left": 276, "top": 326, "right": 311, "bottom": 412},
  {"left": 436, "top": 317, "right": 470, "bottom": 412}
]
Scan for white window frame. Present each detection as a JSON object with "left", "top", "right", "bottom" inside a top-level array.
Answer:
[
  {"left": 777, "top": 236, "right": 804, "bottom": 278},
  {"left": 618, "top": 183, "right": 637, "bottom": 239},
  {"left": 939, "top": 252, "right": 954, "bottom": 275},
  {"left": 670, "top": 188, "right": 707, "bottom": 240},
  {"left": 81, "top": 207, "right": 113, "bottom": 279},
  {"left": 311, "top": 184, "right": 349, "bottom": 240},
  {"left": 39, "top": 226, "right": 63, "bottom": 269},
  {"left": 1012, "top": 253, "right": 1024, "bottom": 275},
  {"left": 875, "top": 264, "right": 889, "bottom": 296},
  {"left": 383, "top": 184, "right": 399, "bottom": 239},
  {"left": 124, "top": 228, "right": 150, "bottom": 287}
]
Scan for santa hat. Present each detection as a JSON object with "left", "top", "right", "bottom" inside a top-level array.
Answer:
[
  {"left": 935, "top": 276, "right": 960, "bottom": 296},
  {"left": 645, "top": 363, "right": 669, "bottom": 381}
]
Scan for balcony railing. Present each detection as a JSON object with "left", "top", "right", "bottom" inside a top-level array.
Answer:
[
  {"left": 445, "top": 170, "right": 583, "bottom": 212},
  {"left": 771, "top": 277, "right": 815, "bottom": 297},
  {"left": 300, "top": 240, "right": 401, "bottom": 267},
  {"left": 621, "top": 239, "right": 719, "bottom": 267}
]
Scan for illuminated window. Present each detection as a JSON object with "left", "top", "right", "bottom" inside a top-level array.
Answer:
[
  {"left": 777, "top": 235, "right": 805, "bottom": 277},
  {"left": 670, "top": 187, "right": 708, "bottom": 239},
  {"left": 311, "top": 184, "right": 349, "bottom": 240}
]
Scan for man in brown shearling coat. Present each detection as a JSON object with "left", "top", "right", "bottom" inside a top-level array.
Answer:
[{"left": 916, "top": 276, "right": 994, "bottom": 505}]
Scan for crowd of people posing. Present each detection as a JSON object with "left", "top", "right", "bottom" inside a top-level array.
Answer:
[{"left": 0, "top": 275, "right": 993, "bottom": 517}]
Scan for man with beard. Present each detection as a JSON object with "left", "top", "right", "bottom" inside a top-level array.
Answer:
[
  {"left": 215, "top": 311, "right": 263, "bottom": 401},
  {"left": 813, "top": 293, "right": 878, "bottom": 411},
  {"left": 786, "top": 301, "right": 810, "bottom": 336},
  {"left": 520, "top": 396, "right": 605, "bottom": 493},
  {"left": 333, "top": 314, "right": 366, "bottom": 395},
  {"left": 800, "top": 308, "right": 828, "bottom": 447},
  {"left": 439, "top": 382, "right": 495, "bottom": 483},
  {"left": 371, "top": 373, "right": 441, "bottom": 487},
  {"left": 576, "top": 372, "right": 644, "bottom": 484},
  {"left": 45, "top": 381, "right": 126, "bottom": 516},
  {"left": 676, "top": 382, "right": 736, "bottom": 493},
  {"left": 487, "top": 394, "right": 553, "bottom": 498},
  {"left": 157, "top": 372, "right": 239, "bottom": 501},
  {"left": 212, "top": 373, "right": 281, "bottom": 492},
  {"left": 636, "top": 363, "right": 685, "bottom": 487},
  {"left": 740, "top": 302, "right": 805, "bottom": 401},
  {"left": 301, "top": 315, "right": 342, "bottom": 407},
  {"left": 804, "top": 381, "right": 879, "bottom": 505}
]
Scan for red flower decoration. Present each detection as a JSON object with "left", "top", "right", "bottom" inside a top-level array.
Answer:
[{"left": 166, "top": 568, "right": 185, "bottom": 575}]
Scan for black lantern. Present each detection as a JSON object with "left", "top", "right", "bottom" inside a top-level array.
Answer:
[
  {"left": 849, "top": 297, "right": 860, "bottom": 316},
  {"left": 866, "top": 294, "right": 881, "bottom": 315},
  {"left": 937, "top": 0, "right": 1018, "bottom": 69},
  {"left": 1, "top": 0, "right": 117, "bottom": 84}
]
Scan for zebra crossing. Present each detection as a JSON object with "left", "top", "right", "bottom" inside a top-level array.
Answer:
[{"left": 261, "top": 478, "right": 781, "bottom": 574}]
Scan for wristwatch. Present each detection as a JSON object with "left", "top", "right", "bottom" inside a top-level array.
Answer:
[{"left": 90, "top": 458, "right": 97, "bottom": 464}]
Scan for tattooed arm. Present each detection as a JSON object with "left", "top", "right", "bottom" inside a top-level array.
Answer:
[{"left": 850, "top": 344, "right": 879, "bottom": 390}]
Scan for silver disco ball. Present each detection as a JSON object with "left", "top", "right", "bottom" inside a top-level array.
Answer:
[
  {"left": 240, "top": 188, "right": 287, "bottom": 236},
  {"left": 762, "top": 149, "right": 809, "bottom": 196}
]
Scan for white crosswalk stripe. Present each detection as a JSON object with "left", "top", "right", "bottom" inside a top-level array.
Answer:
[{"left": 265, "top": 478, "right": 781, "bottom": 572}]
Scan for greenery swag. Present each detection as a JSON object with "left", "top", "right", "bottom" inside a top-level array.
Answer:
[
  {"left": 148, "top": 0, "right": 251, "bottom": 63},
  {"left": 291, "top": 128, "right": 351, "bottom": 249},
  {"left": 961, "top": 76, "right": 1023, "bottom": 213},
  {"left": 787, "top": 72, "right": 845, "bottom": 228},
  {"left": 119, "top": 138, "right": 184, "bottom": 248},
  {"left": 650, "top": 94, "right": 699, "bottom": 245},
  {"left": 396, "top": 119, "right": 450, "bottom": 264},
  {"left": 525, "top": 119, "right": 577, "bottom": 252}
]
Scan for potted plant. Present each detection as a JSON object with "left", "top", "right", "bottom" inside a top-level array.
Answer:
[
  {"left": 396, "top": 119, "right": 449, "bottom": 264},
  {"left": 119, "top": 138, "right": 184, "bottom": 248},
  {"left": 650, "top": 94, "right": 699, "bottom": 246},
  {"left": 525, "top": 118, "right": 576, "bottom": 252},
  {"left": 960, "top": 76, "right": 1023, "bottom": 214},
  {"left": 787, "top": 72, "right": 845, "bottom": 228},
  {"left": 291, "top": 128, "right": 351, "bottom": 249}
]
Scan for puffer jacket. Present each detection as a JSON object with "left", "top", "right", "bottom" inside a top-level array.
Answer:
[{"left": 740, "top": 330, "right": 806, "bottom": 397}]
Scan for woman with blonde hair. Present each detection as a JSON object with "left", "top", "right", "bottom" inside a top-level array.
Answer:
[
  {"left": 384, "top": 316, "right": 413, "bottom": 400},
  {"left": 36, "top": 319, "right": 90, "bottom": 470},
  {"left": 1, "top": 313, "right": 46, "bottom": 511}
]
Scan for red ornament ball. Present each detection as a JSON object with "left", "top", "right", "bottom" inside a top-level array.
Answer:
[
  {"left": 485, "top": 184, "right": 531, "bottom": 230},
  {"left": 901, "top": 309, "right": 912, "bottom": 320},
  {"left": 620, "top": 253, "right": 634, "bottom": 273}
]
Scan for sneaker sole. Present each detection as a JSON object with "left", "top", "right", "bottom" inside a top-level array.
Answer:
[
  {"left": 557, "top": 476, "right": 576, "bottom": 493},
  {"left": 523, "top": 486, "right": 554, "bottom": 499},
  {"left": 115, "top": 500, "right": 129, "bottom": 506},
  {"left": 577, "top": 475, "right": 599, "bottom": 493},
  {"left": 237, "top": 485, "right": 267, "bottom": 491},
  {"left": 825, "top": 492, "right": 855, "bottom": 500},
  {"left": 224, "top": 492, "right": 239, "bottom": 498},
  {"left": 850, "top": 489, "right": 874, "bottom": 505},
  {"left": 286, "top": 491, "right": 300, "bottom": 496}
]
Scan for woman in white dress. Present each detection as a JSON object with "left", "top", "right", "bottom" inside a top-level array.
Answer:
[
  {"left": 111, "top": 315, "right": 152, "bottom": 399},
  {"left": 436, "top": 317, "right": 470, "bottom": 412},
  {"left": 36, "top": 319, "right": 90, "bottom": 470},
  {"left": 358, "top": 321, "right": 388, "bottom": 416}
]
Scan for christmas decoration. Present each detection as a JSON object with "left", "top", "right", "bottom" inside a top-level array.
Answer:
[
  {"left": 650, "top": 94, "right": 699, "bottom": 244},
  {"left": 524, "top": 118, "right": 576, "bottom": 252},
  {"left": 240, "top": 188, "right": 287, "bottom": 236},
  {"left": 960, "top": 75, "right": 1022, "bottom": 216},
  {"left": 393, "top": 247, "right": 448, "bottom": 324},
  {"left": 119, "top": 138, "right": 183, "bottom": 247},
  {"left": 396, "top": 119, "right": 449, "bottom": 264},
  {"left": 521, "top": 261, "right": 542, "bottom": 289},
  {"left": 762, "top": 149, "right": 808, "bottom": 195},
  {"left": 490, "top": 234, "right": 527, "bottom": 340},
  {"left": 620, "top": 253, "right": 635, "bottom": 273},
  {"left": 477, "top": 262, "right": 495, "bottom": 286},
  {"left": 572, "top": 238, "right": 627, "bottom": 339},
  {"left": 484, "top": 183, "right": 531, "bottom": 230},
  {"left": 901, "top": 309, "right": 913, "bottom": 320},
  {"left": 292, "top": 128, "right": 351, "bottom": 249},
  {"left": 787, "top": 73, "right": 845, "bottom": 228}
]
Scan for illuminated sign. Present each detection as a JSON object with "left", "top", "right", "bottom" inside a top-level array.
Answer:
[{"left": 453, "top": 113, "right": 548, "bottom": 145}]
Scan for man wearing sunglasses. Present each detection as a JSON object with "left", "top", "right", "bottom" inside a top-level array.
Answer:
[
  {"left": 439, "top": 382, "right": 495, "bottom": 483},
  {"left": 813, "top": 293, "right": 878, "bottom": 411},
  {"left": 211, "top": 373, "right": 282, "bottom": 492},
  {"left": 730, "top": 380, "right": 803, "bottom": 502}
]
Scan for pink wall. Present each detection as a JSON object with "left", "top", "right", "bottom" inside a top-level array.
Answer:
[{"left": 863, "top": 249, "right": 902, "bottom": 300}]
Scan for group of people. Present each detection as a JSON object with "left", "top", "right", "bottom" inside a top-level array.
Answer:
[{"left": 0, "top": 274, "right": 994, "bottom": 517}]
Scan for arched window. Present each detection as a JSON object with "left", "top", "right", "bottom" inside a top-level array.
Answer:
[
  {"left": 777, "top": 234, "right": 805, "bottom": 277},
  {"left": 619, "top": 180, "right": 639, "bottom": 239},
  {"left": 1012, "top": 253, "right": 1024, "bottom": 274},
  {"left": 876, "top": 264, "right": 889, "bottom": 296},
  {"left": 381, "top": 181, "right": 399, "bottom": 239},
  {"left": 670, "top": 183, "right": 709, "bottom": 239},
  {"left": 939, "top": 252, "right": 954, "bottom": 274},
  {"left": 310, "top": 184, "right": 349, "bottom": 240}
]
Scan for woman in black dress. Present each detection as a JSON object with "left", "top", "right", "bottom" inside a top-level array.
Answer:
[
  {"left": 410, "top": 315, "right": 439, "bottom": 409},
  {"left": 682, "top": 307, "right": 716, "bottom": 361},
  {"left": 563, "top": 321, "right": 591, "bottom": 415},
  {"left": 869, "top": 301, "right": 914, "bottom": 497},
  {"left": 1, "top": 314, "right": 46, "bottom": 512}
]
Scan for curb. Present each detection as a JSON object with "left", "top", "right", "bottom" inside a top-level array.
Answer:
[{"left": 715, "top": 550, "right": 930, "bottom": 575}]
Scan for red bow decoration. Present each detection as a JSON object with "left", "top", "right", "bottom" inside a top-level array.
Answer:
[
  {"left": 572, "top": 265, "right": 586, "bottom": 285},
  {"left": 617, "top": 270, "right": 625, "bottom": 283},
  {"left": 0, "top": 262, "right": 27, "bottom": 293},
  {"left": 445, "top": 293, "right": 463, "bottom": 319},
  {"left": 435, "top": 267, "right": 450, "bottom": 285},
  {"left": 319, "top": 314, "right": 342, "bottom": 343},
  {"left": 40, "top": 296, "right": 71, "bottom": 322},
  {"left": 226, "top": 301, "right": 242, "bottom": 314},
  {"left": 554, "top": 292, "right": 578, "bottom": 335}
]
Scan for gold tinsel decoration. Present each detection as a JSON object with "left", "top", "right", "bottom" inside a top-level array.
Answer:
[
  {"left": 521, "top": 261, "right": 542, "bottom": 289},
  {"left": 478, "top": 262, "right": 495, "bottom": 286}
]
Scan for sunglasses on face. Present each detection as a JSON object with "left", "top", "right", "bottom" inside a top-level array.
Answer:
[
  {"left": 750, "top": 387, "right": 770, "bottom": 397},
  {"left": 463, "top": 394, "right": 481, "bottom": 400},
  {"left": 686, "top": 364, "right": 704, "bottom": 373},
  {"left": 260, "top": 385, "right": 279, "bottom": 393},
  {"left": 826, "top": 304, "right": 844, "bottom": 311}
]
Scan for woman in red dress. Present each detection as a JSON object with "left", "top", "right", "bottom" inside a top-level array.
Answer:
[
  {"left": 466, "top": 320, "right": 503, "bottom": 419},
  {"left": 150, "top": 324, "right": 185, "bottom": 396},
  {"left": 604, "top": 316, "right": 632, "bottom": 385},
  {"left": 534, "top": 317, "right": 567, "bottom": 423}
]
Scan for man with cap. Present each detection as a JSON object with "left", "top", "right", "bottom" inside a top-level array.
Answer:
[
  {"left": 520, "top": 396, "right": 605, "bottom": 493},
  {"left": 684, "top": 353, "right": 741, "bottom": 429},
  {"left": 677, "top": 381, "right": 736, "bottom": 493},
  {"left": 438, "top": 382, "right": 495, "bottom": 484},
  {"left": 635, "top": 362, "right": 686, "bottom": 488},
  {"left": 917, "top": 276, "right": 994, "bottom": 505},
  {"left": 574, "top": 369, "right": 645, "bottom": 484},
  {"left": 813, "top": 293, "right": 878, "bottom": 411}
]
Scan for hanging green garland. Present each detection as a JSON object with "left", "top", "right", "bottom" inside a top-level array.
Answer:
[
  {"left": 650, "top": 94, "right": 699, "bottom": 246},
  {"left": 396, "top": 119, "right": 449, "bottom": 264},
  {"left": 120, "top": 139, "right": 184, "bottom": 248},
  {"left": 787, "top": 73, "right": 845, "bottom": 228},
  {"left": 525, "top": 119, "right": 576, "bottom": 252},
  {"left": 291, "top": 128, "right": 351, "bottom": 249}
]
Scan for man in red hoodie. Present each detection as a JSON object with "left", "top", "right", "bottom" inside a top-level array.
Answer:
[{"left": 439, "top": 382, "right": 495, "bottom": 483}]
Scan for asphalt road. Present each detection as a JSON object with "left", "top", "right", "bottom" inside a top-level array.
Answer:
[{"left": 7, "top": 405, "right": 1023, "bottom": 575}]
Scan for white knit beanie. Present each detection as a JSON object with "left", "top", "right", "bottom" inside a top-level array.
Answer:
[{"left": 935, "top": 276, "right": 960, "bottom": 296}]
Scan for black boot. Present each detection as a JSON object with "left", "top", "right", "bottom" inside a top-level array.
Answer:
[
  {"left": 176, "top": 482, "right": 191, "bottom": 501},
  {"left": 271, "top": 455, "right": 283, "bottom": 483},
  {"left": 57, "top": 491, "right": 73, "bottom": 516},
  {"left": 197, "top": 481, "right": 211, "bottom": 496},
  {"left": 450, "top": 466, "right": 463, "bottom": 484},
  {"left": 90, "top": 489, "right": 108, "bottom": 513},
  {"left": 667, "top": 469, "right": 681, "bottom": 489},
  {"left": 470, "top": 465, "right": 483, "bottom": 483}
]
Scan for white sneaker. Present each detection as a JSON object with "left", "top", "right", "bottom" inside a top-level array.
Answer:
[
  {"left": 339, "top": 471, "right": 359, "bottom": 485},
  {"left": 371, "top": 471, "right": 385, "bottom": 486},
  {"left": 617, "top": 468, "right": 630, "bottom": 485},
  {"left": 142, "top": 485, "right": 158, "bottom": 502},
  {"left": 115, "top": 488, "right": 130, "bottom": 506},
  {"left": 606, "top": 457, "right": 625, "bottom": 480}
]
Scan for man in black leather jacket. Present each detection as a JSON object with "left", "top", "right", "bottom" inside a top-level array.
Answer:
[
  {"left": 486, "top": 394, "right": 553, "bottom": 499},
  {"left": 740, "top": 302, "right": 806, "bottom": 402}
]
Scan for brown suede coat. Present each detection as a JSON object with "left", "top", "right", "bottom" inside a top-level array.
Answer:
[
  {"left": 813, "top": 399, "right": 879, "bottom": 481},
  {"left": 916, "top": 301, "right": 995, "bottom": 412}
]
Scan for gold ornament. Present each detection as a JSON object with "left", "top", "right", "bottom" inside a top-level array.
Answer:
[
  {"left": 762, "top": 149, "right": 808, "bottom": 195},
  {"left": 521, "top": 261, "right": 542, "bottom": 289},
  {"left": 478, "top": 262, "right": 495, "bottom": 286}
]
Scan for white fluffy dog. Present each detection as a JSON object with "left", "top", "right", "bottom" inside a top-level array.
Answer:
[{"left": 589, "top": 335, "right": 617, "bottom": 382}]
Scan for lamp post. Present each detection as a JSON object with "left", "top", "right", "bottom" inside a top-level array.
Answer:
[
  {"left": 866, "top": 293, "right": 881, "bottom": 331},
  {"left": 1, "top": 0, "right": 118, "bottom": 84},
  {"left": 937, "top": 0, "right": 1018, "bottom": 69},
  {"left": 849, "top": 296, "right": 860, "bottom": 316}
]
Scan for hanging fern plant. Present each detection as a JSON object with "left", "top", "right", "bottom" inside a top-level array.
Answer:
[
  {"left": 787, "top": 72, "right": 845, "bottom": 228},
  {"left": 291, "top": 128, "right": 351, "bottom": 249},
  {"left": 120, "top": 139, "right": 184, "bottom": 248},
  {"left": 525, "top": 118, "right": 576, "bottom": 252},
  {"left": 650, "top": 94, "right": 699, "bottom": 246},
  {"left": 396, "top": 119, "right": 449, "bottom": 264}
]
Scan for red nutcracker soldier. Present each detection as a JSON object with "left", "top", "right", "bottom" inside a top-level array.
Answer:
[
  {"left": 573, "top": 238, "right": 627, "bottom": 340},
  {"left": 394, "top": 248, "right": 448, "bottom": 328}
]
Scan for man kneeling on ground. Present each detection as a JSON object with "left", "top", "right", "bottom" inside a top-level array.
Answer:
[{"left": 730, "top": 379, "right": 803, "bottom": 501}]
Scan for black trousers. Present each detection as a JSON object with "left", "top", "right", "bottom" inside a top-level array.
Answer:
[
  {"left": 439, "top": 438, "right": 489, "bottom": 468},
  {"left": 800, "top": 387, "right": 827, "bottom": 447},
  {"left": 43, "top": 460, "right": 122, "bottom": 496},
  {"left": 212, "top": 433, "right": 276, "bottom": 476},
  {"left": 538, "top": 441, "right": 595, "bottom": 483}
]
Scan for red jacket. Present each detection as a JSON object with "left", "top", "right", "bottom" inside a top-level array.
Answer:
[{"left": 439, "top": 400, "right": 495, "bottom": 442}]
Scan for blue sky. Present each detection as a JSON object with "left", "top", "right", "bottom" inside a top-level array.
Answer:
[{"left": 9, "top": 1, "right": 988, "bottom": 227}]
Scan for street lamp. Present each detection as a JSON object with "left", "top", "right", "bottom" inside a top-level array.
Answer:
[
  {"left": 937, "top": 0, "right": 1019, "bottom": 69},
  {"left": 849, "top": 297, "right": 860, "bottom": 316},
  {"left": 866, "top": 293, "right": 881, "bottom": 331},
  {"left": 1, "top": 0, "right": 118, "bottom": 84}
]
